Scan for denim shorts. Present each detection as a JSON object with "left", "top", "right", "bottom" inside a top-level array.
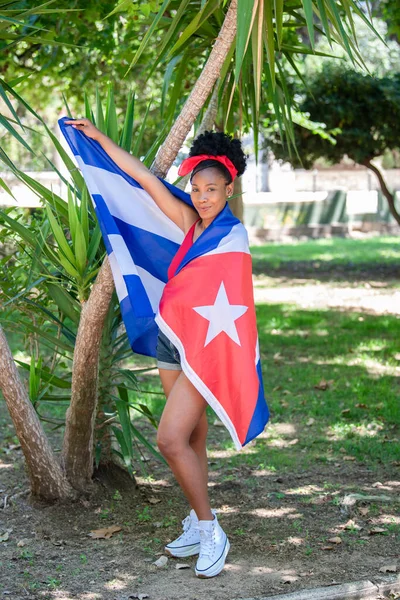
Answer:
[{"left": 156, "top": 330, "right": 182, "bottom": 371}]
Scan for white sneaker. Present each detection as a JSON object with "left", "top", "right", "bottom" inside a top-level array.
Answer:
[
  {"left": 195, "top": 514, "right": 230, "bottom": 578},
  {"left": 164, "top": 509, "right": 201, "bottom": 557}
]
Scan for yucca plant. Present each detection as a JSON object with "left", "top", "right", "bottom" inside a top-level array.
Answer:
[{"left": 0, "top": 84, "right": 167, "bottom": 498}]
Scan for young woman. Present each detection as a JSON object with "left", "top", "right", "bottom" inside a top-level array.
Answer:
[{"left": 64, "top": 119, "right": 247, "bottom": 578}]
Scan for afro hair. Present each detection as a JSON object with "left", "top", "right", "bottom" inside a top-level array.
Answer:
[{"left": 188, "top": 131, "right": 247, "bottom": 180}]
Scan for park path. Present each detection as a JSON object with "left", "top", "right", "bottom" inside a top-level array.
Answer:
[{"left": 253, "top": 276, "right": 400, "bottom": 315}]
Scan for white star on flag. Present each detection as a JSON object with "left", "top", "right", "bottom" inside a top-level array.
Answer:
[{"left": 193, "top": 282, "right": 248, "bottom": 347}]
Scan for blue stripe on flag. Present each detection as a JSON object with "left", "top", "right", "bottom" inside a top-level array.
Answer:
[
  {"left": 115, "top": 217, "right": 180, "bottom": 283},
  {"left": 58, "top": 117, "right": 193, "bottom": 207},
  {"left": 243, "top": 360, "right": 270, "bottom": 445},
  {"left": 119, "top": 276, "right": 158, "bottom": 357},
  {"left": 176, "top": 202, "right": 239, "bottom": 275}
]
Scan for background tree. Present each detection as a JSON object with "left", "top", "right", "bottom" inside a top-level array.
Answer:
[{"left": 266, "top": 66, "right": 400, "bottom": 225}]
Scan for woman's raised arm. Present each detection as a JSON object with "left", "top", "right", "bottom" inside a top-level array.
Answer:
[{"left": 64, "top": 118, "right": 197, "bottom": 232}]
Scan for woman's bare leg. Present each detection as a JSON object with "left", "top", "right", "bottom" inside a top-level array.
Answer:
[
  {"left": 159, "top": 369, "right": 208, "bottom": 485},
  {"left": 157, "top": 370, "right": 212, "bottom": 521}
]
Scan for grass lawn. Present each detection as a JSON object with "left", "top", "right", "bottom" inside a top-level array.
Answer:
[
  {"left": 250, "top": 235, "right": 400, "bottom": 268},
  {"left": 137, "top": 303, "right": 400, "bottom": 472}
]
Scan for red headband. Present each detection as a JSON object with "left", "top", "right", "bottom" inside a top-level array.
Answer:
[{"left": 178, "top": 154, "right": 238, "bottom": 181}]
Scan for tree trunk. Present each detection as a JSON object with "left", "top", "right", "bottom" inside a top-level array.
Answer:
[
  {"left": 363, "top": 159, "right": 400, "bottom": 226},
  {"left": 62, "top": 260, "right": 115, "bottom": 491},
  {"left": 230, "top": 176, "right": 244, "bottom": 223},
  {"left": 0, "top": 326, "right": 75, "bottom": 501},
  {"left": 62, "top": 0, "right": 238, "bottom": 487}
]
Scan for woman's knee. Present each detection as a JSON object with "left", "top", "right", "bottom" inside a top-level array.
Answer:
[{"left": 157, "top": 430, "right": 185, "bottom": 459}]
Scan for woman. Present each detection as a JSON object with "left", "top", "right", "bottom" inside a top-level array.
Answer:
[{"left": 64, "top": 119, "right": 247, "bottom": 578}]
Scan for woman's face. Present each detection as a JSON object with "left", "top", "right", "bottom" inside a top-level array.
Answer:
[{"left": 190, "top": 168, "right": 233, "bottom": 224}]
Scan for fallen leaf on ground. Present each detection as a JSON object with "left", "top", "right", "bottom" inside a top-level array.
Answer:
[
  {"left": 355, "top": 403, "right": 368, "bottom": 409},
  {"left": 213, "top": 419, "right": 224, "bottom": 427},
  {"left": 153, "top": 555, "right": 168, "bottom": 568},
  {"left": 147, "top": 497, "right": 161, "bottom": 504},
  {"left": 369, "top": 527, "right": 386, "bottom": 535},
  {"left": 17, "top": 540, "right": 26, "bottom": 547},
  {"left": 306, "top": 418, "right": 315, "bottom": 426},
  {"left": 327, "top": 537, "right": 342, "bottom": 544},
  {"left": 281, "top": 575, "right": 298, "bottom": 584},
  {"left": 358, "top": 507, "right": 369, "bottom": 516},
  {"left": 88, "top": 525, "right": 122, "bottom": 539},
  {"left": 315, "top": 379, "right": 331, "bottom": 390},
  {"left": 341, "top": 409, "right": 351, "bottom": 415},
  {"left": 342, "top": 455, "right": 356, "bottom": 461},
  {"left": 129, "top": 594, "right": 149, "bottom": 599},
  {"left": 342, "top": 520, "right": 361, "bottom": 531},
  {"left": 372, "top": 482, "right": 384, "bottom": 488},
  {"left": 273, "top": 385, "right": 282, "bottom": 392},
  {"left": 175, "top": 563, "right": 190, "bottom": 570},
  {"left": 379, "top": 565, "right": 397, "bottom": 573},
  {"left": 273, "top": 352, "right": 284, "bottom": 363},
  {"left": 321, "top": 546, "right": 334, "bottom": 551},
  {"left": 0, "top": 532, "right": 9, "bottom": 542}
]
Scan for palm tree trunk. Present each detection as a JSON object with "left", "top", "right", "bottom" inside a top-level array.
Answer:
[
  {"left": 62, "top": 260, "right": 115, "bottom": 490},
  {"left": 363, "top": 159, "right": 400, "bottom": 226},
  {"left": 230, "top": 176, "right": 244, "bottom": 223},
  {"left": 62, "top": 0, "right": 238, "bottom": 487},
  {"left": 0, "top": 326, "right": 75, "bottom": 501}
]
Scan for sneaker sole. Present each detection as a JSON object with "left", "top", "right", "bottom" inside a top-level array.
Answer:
[
  {"left": 195, "top": 538, "right": 230, "bottom": 578},
  {"left": 164, "top": 543, "right": 200, "bottom": 558}
]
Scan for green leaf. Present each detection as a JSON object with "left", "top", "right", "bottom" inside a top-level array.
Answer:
[
  {"left": 167, "top": 0, "right": 220, "bottom": 57},
  {"left": 105, "top": 83, "right": 119, "bottom": 143},
  {"left": 80, "top": 187, "right": 90, "bottom": 248},
  {"left": 125, "top": 0, "right": 172, "bottom": 75},
  {"left": 274, "top": 0, "right": 284, "bottom": 49},
  {"left": 87, "top": 221, "right": 103, "bottom": 264},
  {"left": 45, "top": 203, "right": 76, "bottom": 265},
  {"left": 0, "top": 209, "right": 37, "bottom": 247},
  {"left": 301, "top": 0, "right": 315, "bottom": 49},
  {"left": 235, "top": 0, "right": 257, "bottom": 84},
  {"left": 15, "top": 360, "right": 72, "bottom": 389},
  {"left": 46, "top": 282, "right": 81, "bottom": 324},
  {"left": 264, "top": 0, "right": 276, "bottom": 90},
  {"left": 130, "top": 423, "right": 166, "bottom": 464},
  {"left": 119, "top": 92, "right": 135, "bottom": 152},
  {"left": 95, "top": 86, "right": 105, "bottom": 133}
]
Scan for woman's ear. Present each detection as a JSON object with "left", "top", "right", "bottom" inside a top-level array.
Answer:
[{"left": 226, "top": 184, "right": 234, "bottom": 197}]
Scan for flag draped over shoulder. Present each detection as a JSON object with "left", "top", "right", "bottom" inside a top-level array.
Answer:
[{"left": 58, "top": 116, "right": 269, "bottom": 449}]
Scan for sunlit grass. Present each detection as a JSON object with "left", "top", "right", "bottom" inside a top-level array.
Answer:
[{"left": 251, "top": 235, "right": 400, "bottom": 265}]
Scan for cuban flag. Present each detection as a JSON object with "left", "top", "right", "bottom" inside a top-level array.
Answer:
[{"left": 58, "top": 116, "right": 269, "bottom": 449}]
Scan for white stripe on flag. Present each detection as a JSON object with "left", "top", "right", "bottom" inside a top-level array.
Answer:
[
  {"left": 108, "top": 234, "right": 165, "bottom": 312},
  {"left": 202, "top": 223, "right": 250, "bottom": 257},
  {"left": 108, "top": 251, "right": 128, "bottom": 301},
  {"left": 75, "top": 157, "right": 184, "bottom": 243}
]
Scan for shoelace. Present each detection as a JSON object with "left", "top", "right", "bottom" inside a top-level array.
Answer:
[
  {"left": 181, "top": 515, "right": 191, "bottom": 533},
  {"left": 196, "top": 527, "right": 216, "bottom": 558}
]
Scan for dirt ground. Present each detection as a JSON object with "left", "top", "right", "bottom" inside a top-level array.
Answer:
[
  {"left": 1, "top": 273, "right": 399, "bottom": 600},
  {"left": 1, "top": 437, "right": 399, "bottom": 600}
]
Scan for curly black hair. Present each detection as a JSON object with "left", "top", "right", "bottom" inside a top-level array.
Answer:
[{"left": 188, "top": 130, "right": 247, "bottom": 183}]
